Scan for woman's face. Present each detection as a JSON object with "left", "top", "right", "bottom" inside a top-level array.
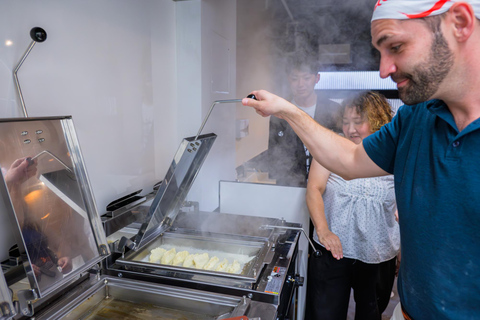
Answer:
[{"left": 342, "top": 106, "right": 373, "bottom": 145}]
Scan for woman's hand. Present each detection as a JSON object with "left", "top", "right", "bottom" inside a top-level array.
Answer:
[{"left": 317, "top": 228, "right": 343, "bottom": 260}]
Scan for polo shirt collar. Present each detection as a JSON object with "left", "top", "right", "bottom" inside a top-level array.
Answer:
[{"left": 426, "top": 99, "right": 480, "bottom": 137}]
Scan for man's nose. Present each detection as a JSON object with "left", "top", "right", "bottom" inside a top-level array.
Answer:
[{"left": 379, "top": 55, "right": 397, "bottom": 79}]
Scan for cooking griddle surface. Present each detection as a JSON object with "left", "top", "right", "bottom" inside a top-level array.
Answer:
[{"left": 82, "top": 297, "right": 216, "bottom": 320}]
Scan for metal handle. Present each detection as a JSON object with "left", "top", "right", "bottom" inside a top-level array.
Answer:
[
  {"left": 194, "top": 94, "right": 257, "bottom": 140},
  {"left": 30, "top": 27, "right": 47, "bottom": 42},
  {"left": 28, "top": 150, "right": 74, "bottom": 174},
  {"left": 261, "top": 224, "right": 322, "bottom": 257},
  {"left": 13, "top": 27, "right": 47, "bottom": 118}
]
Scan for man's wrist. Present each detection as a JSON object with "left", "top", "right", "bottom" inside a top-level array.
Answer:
[{"left": 279, "top": 102, "right": 302, "bottom": 121}]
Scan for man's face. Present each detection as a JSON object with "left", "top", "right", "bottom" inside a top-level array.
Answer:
[
  {"left": 371, "top": 19, "right": 454, "bottom": 105},
  {"left": 287, "top": 68, "right": 320, "bottom": 100}
]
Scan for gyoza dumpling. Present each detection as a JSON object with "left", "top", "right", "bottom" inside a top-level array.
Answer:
[
  {"left": 203, "top": 256, "right": 219, "bottom": 270},
  {"left": 193, "top": 253, "right": 209, "bottom": 269},
  {"left": 173, "top": 250, "right": 189, "bottom": 265},
  {"left": 161, "top": 248, "right": 176, "bottom": 265},
  {"left": 149, "top": 247, "right": 166, "bottom": 263},
  {"left": 183, "top": 254, "right": 197, "bottom": 268},
  {"left": 226, "top": 260, "right": 241, "bottom": 274},
  {"left": 215, "top": 258, "right": 229, "bottom": 272}
]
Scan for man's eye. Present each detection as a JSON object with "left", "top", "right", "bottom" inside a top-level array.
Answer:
[{"left": 390, "top": 45, "right": 401, "bottom": 53}]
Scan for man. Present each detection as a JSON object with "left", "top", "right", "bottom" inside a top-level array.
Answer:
[
  {"left": 267, "top": 56, "right": 341, "bottom": 187},
  {"left": 243, "top": 1, "right": 480, "bottom": 319}
]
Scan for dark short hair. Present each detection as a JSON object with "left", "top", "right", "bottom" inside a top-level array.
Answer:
[
  {"left": 342, "top": 91, "right": 393, "bottom": 132},
  {"left": 420, "top": 11, "right": 480, "bottom": 34},
  {"left": 285, "top": 54, "right": 319, "bottom": 75},
  {"left": 420, "top": 12, "right": 446, "bottom": 33}
]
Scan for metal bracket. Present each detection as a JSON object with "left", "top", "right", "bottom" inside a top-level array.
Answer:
[
  {"left": 15, "top": 289, "right": 37, "bottom": 317},
  {"left": 0, "top": 301, "right": 15, "bottom": 319},
  {"left": 261, "top": 224, "right": 322, "bottom": 257},
  {"left": 182, "top": 201, "right": 199, "bottom": 213},
  {"left": 118, "top": 236, "right": 136, "bottom": 256},
  {"left": 294, "top": 274, "right": 304, "bottom": 287}
]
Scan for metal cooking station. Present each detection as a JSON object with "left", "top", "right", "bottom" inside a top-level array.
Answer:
[{"left": 0, "top": 116, "right": 303, "bottom": 320}]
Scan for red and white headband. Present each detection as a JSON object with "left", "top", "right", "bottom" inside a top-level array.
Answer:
[{"left": 372, "top": 0, "right": 480, "bottom": 21}]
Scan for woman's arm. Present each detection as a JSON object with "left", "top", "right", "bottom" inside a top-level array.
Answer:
[{"left": 306, "top": 159, "right": 343, "bottom": 259}]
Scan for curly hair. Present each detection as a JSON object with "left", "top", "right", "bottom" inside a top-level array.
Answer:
[{"left": 342, "top": 91, "right": 393, "bottom": 132}]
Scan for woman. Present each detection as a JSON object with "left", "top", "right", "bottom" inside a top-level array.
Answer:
[{"left": 305, "top": 91, "right": 400, "bottom": 320}]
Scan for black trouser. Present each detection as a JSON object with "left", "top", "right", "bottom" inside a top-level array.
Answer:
[
  {"left": 305, "top": 243, "right": 395, "bottom": 320},
  {"left": 376, "top": 256, "right": 397, "bottom": 314}
]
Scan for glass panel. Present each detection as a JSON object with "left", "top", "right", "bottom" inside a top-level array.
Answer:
[{"left": 0, "top": 117, "right": 107, "bottom": 297}]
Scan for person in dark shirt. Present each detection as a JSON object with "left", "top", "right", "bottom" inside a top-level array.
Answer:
[{"left": 267, "top": 55, "right": 342, "bottom": 187}]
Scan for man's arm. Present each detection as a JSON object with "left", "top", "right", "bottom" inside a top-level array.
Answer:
[{"left": 243, "top": 90, "right": 388, "bottom": 179}]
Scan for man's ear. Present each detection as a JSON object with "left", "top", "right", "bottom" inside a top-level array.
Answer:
[
  {"left": 315, "top": 73, "right": 320, "bottom": 84},
  {"left": 448, "top": 2, "right": 475, "bottom": 42}
]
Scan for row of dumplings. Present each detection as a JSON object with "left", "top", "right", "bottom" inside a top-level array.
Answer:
[{"left": 149, "top": 247, "right": 241, "bottom": 274}]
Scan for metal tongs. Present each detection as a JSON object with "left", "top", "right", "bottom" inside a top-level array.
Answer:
[
  {"left": 261, "top": 225, "right": 322, "bottom": 258},
  {"left": 195, "top": 94, "right": 257, "bottom": 140}
]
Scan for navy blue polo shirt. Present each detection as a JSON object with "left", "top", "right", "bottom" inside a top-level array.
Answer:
[{"left": 363, "top": 100, "right": 480, "bottom": 319}]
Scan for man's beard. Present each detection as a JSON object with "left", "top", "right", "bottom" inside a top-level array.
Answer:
[{"left": 393, "top": 31, "right": 454, "bottom": 105}]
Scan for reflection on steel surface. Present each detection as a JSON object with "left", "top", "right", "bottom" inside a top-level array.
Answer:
[{"left": 0, "top": 117, "right": 109, "bottom": 298}]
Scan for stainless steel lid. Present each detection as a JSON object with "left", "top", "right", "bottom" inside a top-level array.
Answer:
[
  {"left": 0, "top": 117, "right": 109, "bottom": 298},
  {"left": 133, "top": 133, "right": 217, "bottom": 250}
]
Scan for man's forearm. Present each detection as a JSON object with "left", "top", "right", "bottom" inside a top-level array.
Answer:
[
  {"left": 283, "top": 107, "right": 386, "bottom": 179},
  {"left": 242, "top": 90, "right": 386, "bottom": 179}
]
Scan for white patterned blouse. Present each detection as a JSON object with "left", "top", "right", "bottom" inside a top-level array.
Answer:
[{"left": 313, "top": 173, "right": 400, "bottom": 263}]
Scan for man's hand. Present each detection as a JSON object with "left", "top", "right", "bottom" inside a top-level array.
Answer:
[
  {"left": 57, "top": 257, "right": 72, "bottom": 274},
  {"left": 4, "top": 157, "right": 37, "bottom": 187},
  {"left": 242, "top": 90, "right": 297, "bottom": 119},
  {"left": 317, "top": 228, "right": 343, "bottom": 260},
  {"left": 32, "top": 264, "right": 41, "bottom": 277}
]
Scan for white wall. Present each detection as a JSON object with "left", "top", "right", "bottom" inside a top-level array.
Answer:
[
  {"left": 151, "top": 0, "right": 179, "bottom": 183},
  {"left": 0, "top": 0, "right": 177, "bottom": 211},
  {"left": 179, "top": 0, "right": 238, "bottom": 211},
  {"left": 235, "top": 0, "right": 278, "bottom": 167},
  {"left": 0, "top": 0, "right": 238, "bottom": 258}
]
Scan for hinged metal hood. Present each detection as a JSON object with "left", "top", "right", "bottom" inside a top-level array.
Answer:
[{"left": 0, "top": 117, "right": 109, "bottom": 299}]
